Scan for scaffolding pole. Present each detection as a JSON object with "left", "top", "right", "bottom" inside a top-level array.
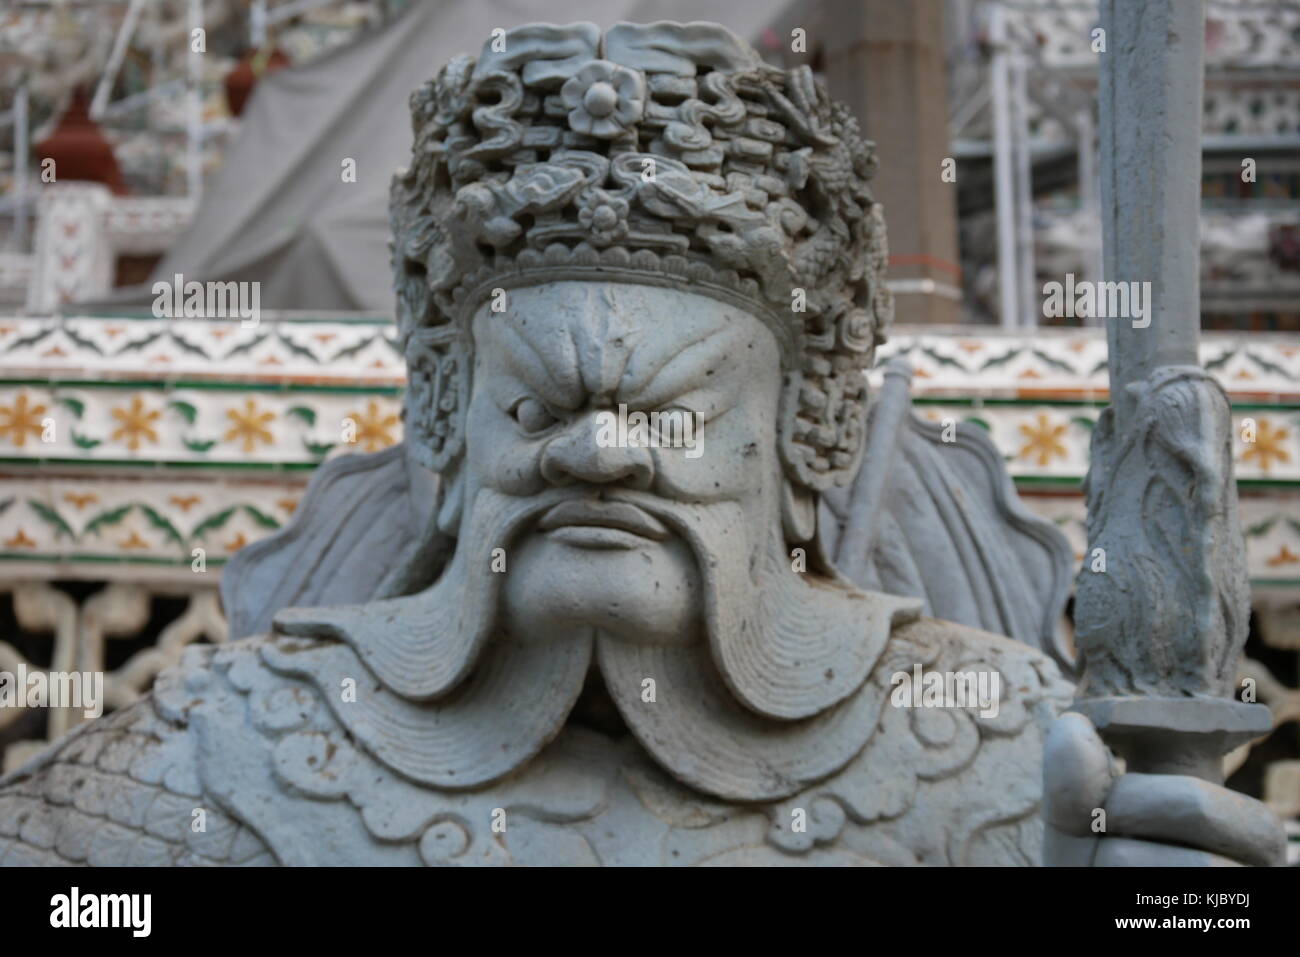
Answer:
[
  {"left": 989, "top": 2, "right": 1019, "bottom": 328},
  {"left": 90, "top": 0, "right": 147, "bottom": 120},
  {"left": 1011, "top": 52, "right": 1036, "bottom": 328},
  {"left": 1076, "top": 107, "right": 1104, "bottom": 325},
  {"left": 187, "top": 0, "right": 203, "bottom": 202},
  {"left": 14, "top": 83, "right": 29, "bottom": 252}
]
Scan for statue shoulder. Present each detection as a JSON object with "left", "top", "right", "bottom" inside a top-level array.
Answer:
[
  {"left": 0, "top": 644, "right": 274, "bottom": 866},
  {"left": 885, "top": 614, "right": 1076, "bottom": 716},
  {"left": 880, "top": 614, "right": 1076, "bottom": 767},
  {"left": 0, "top": 633, "right": 398, "bottom": 867},
  {"left": 757, "top": 614, "right": 1075, "bottom": 865}
]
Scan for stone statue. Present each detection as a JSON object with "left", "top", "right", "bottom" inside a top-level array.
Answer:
[{"left": 0, "top": 21, "right": 1283, "bottom": 867}]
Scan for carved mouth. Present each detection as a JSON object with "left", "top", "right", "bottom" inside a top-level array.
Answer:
[{"left": 536, "top": 499, "right": 671, "bottom": 546}]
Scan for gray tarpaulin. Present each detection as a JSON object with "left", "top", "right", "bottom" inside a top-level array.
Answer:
[{"left": 87, "top": 0, "right": 791, "bottom": 313}]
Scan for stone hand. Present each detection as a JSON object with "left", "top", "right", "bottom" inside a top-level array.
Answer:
[{"left": 1042, "top": 712, "right": 1285, "bottom": 867}]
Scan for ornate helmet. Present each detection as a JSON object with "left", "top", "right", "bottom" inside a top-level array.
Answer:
[{"left": 391, "top": 21, "right": 891, "bottom": 492}]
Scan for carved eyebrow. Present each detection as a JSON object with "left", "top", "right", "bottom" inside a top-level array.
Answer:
[
  {"left": 620, "top": 324, "right": 736, "bottom": 408},
  {"left": 492, "top": 319, "right": 583, "bottom": 408}
]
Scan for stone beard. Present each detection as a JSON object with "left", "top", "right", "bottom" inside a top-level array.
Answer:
[{"left": 277, "top": 280, "right": 921, "bottom": 803}]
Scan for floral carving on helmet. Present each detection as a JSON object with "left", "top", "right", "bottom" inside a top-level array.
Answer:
[
  {"left": 561, "top": 60, "right": 646, "bottom": 139},
  {"left": 432, "top": 55, "right": 475, "bottom": 126},
  {"left": 576, "top": 188, "right": 631, "bottom": 245},
  {"left": 835, "top": 306, "right": 875, "bottom": 355}
]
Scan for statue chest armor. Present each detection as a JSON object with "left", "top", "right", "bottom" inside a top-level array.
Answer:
[{"left": 157, "top": 623, "right": 1070, "bottom": 867}]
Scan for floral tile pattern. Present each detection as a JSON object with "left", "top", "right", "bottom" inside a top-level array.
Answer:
[
  {"left": 0, "top": 316, "right": 1296, "bottom": 588},
  {"left": 0, "top": 475, "right": 305, "bottom": 569}
]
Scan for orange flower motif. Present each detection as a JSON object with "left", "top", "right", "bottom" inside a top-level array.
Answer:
[
  {"left": 1266, "top": 545, "right": 1299, "bottom": 567},
  {"left": 119, "top": 531, "right": 150, "bottom": 550},
  {"left": 1017, "top": 413, "right": 1069, "bottom": 467},
  {"left": 111, "top": 395, "right": 161, "bottom": 451},
  {"left": 224, "top": 399, "right": 275, "bottom": 454},
  {"left": 0, "top": 393, "right": 48, "bottom": 448},
  {"left": 1241, "top": 419, "right": 1291, "bottom": 475},
  {"left": 346, "top": 399, "right": 399, "bottom": 452},
  {"left": 4, "top": 528, "right": 37, "bottom": 548}
]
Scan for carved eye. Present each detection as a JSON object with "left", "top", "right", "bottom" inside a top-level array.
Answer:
[
  {"left": 649, "top": 405, "right": 704, "bottom": 447},
  {"left": 511, "top": 397, "right": 557, "bottom": 434}
]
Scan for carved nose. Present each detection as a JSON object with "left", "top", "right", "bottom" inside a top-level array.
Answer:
[{"left": 540, "top": 413, "right": 654, "bottom": 489}]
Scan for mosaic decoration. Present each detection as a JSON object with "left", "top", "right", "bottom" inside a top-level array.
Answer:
[
  {"left": 950, "top": 0, "right": 1300, "bottom": 143},
  {"left": 0, "top": 317, "right": 1297, "bottom": 589},
  {"left": 875, "top": 329, "right": 1300, "bottom": 402},
  {"left": 0, "top": 476, "right": 306, "bottom": 568},
  {"left": 0, "top": 314, "right": 401, "bottom": 381},
  {"left": 0, "top": 385, "right": 402, "bottom": 466},
  {"left": 904, "top": 403, "right": 1299, "bottom": 483}
]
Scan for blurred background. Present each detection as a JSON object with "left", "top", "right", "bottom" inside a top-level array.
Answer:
[{"left": 0, "top": 0, "right": 1297, "bottom": 857}]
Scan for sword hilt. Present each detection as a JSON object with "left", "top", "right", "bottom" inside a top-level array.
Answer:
[{"left": 1073, "top": 696, "right": 1271, "bottom": 784}]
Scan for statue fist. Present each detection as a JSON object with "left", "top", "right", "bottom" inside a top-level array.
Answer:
[{"left": 1042, "top": 712, "right": 1285, "bottom": 866}]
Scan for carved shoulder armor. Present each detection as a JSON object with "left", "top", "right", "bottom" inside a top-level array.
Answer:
[
  {"left": 0, "top": 683, "right": 272, "bottom": 866},
  {"left": 2, "top": 617, "right": 1072, "bottom": 867}
]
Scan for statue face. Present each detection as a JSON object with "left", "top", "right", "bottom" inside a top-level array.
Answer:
[
  {"left": 275, "top": 278, "right": 890, "bottom": 801},
  {"left": 461, "top": 281, "right": 785, "bottom": 645}
]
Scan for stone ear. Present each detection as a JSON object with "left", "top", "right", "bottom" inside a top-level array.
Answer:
[
  {"left": 436, "top": 464, "right": 464, "bottom": 535},
  {"left": 404, "top": 330, "right": 470, "bottom": 473},
  {"left": 780, "top": 478, "right": 816, "bottom": 543},
  {"left": 776, "top": 368, "right": 870, "bottom": 493}
]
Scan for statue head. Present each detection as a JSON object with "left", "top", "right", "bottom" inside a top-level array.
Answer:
[
  {"left": 276, "top": 22, "right": 915, "bottom": 802},
  {"left": 392, "top": 22, "right": 888, "bottom": 490},
  {"left": 391, "top": 19, "right": 889, "bottom": 631}
]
